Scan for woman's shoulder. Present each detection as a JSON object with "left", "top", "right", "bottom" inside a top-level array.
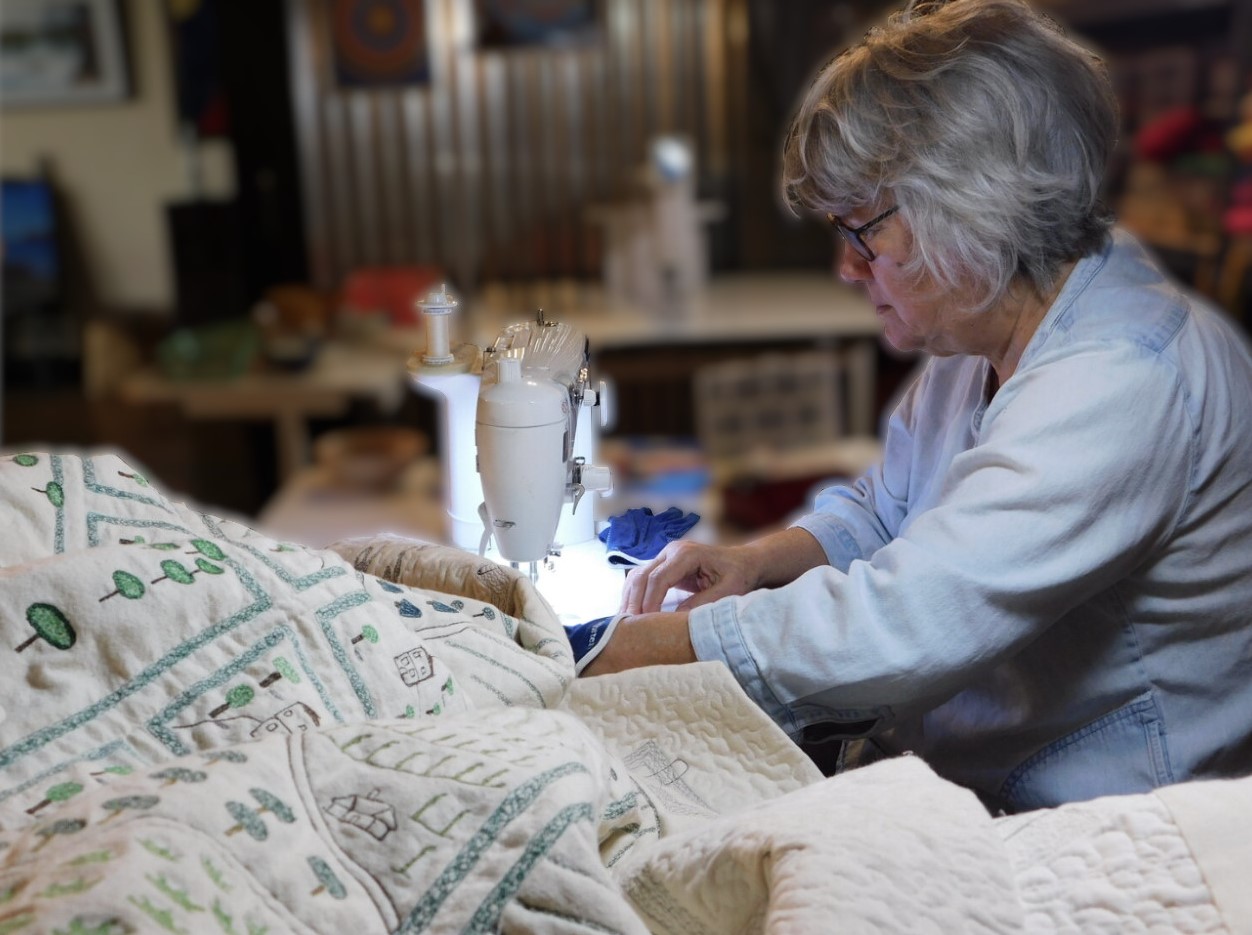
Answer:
[{"left": 1047, "top": 229, "right": 1193, "bottom": 354}]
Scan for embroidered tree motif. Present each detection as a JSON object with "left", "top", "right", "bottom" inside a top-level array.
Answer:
[
  {"left": 117, "top": 470, "right": 149, "bottom": 487},
  {"left": 186, "top": 539, "right": 226, "bottom": 561},
  {"left": 224, "top": 801, "right": 267, "bottom": 840},
  {"left": 351, "top": 625, "right": 379, "bottom": 646},
  {"left": 426, "top": 599, "right": 465, "bottom": 614},
  {"left": 423, "top": 676, "right": 458, "bottom": 717},
  {"left": 472, "top": 606, "right": 497, "bottom": 620},
  {"left": 17, "top": 603, "right": 76, "bottom": 653},
  {"left": 395, "top": 599, "right": 422, "bottom": 618},
  {"left": 150, "top": 767, "right": 208, "bottom": 788},
  {"left": 99, "top": 570, "right": 145, "bottom": 603},
  {"left": 31, "top": 481, "right": 64, "bottom": 507},
  {"left": 9, "top": 453, "right": 38, "bottom": 467},
  {"left": 203, "top": 749, "right": 248, "bottom": 767},
  {"left": 150, "top": 558, "right": 223, "bottom": 586},
  {"left": 119, "top": 538, "right": 178, "bottom": 549},
  {"left": 307, "top": 856, "right": 347, "bottom": 899},
  {"left": 249, "top": 788, "right": 296, "bottom": 825},
  {"left": 26, "top": 781, "right": 83, "bottom": 816},
  {"left": 100, "top": 795, "right": 160, "bottom": 824},
  {"left": 209, "top": 685, "right": 255, "bottom": 719},
  {"left": 90, "top": 765, "right": 134, "bottom": 780},
  {"left": 259, "top": 656, "right": 301, "bottom": 688},
  {"left": 378, "top": 580, "right": 403, "bottom": 593},
  {"left": 33, "top": 818, "right": 87, "bottom": 852}
]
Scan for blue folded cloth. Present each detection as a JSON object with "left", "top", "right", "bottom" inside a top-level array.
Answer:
[
  {"left": 566, "top": 614, "right": 625, "bottom": 675},
  {"left": 597, "top": 506, "right": 700, "bottom": 566}
]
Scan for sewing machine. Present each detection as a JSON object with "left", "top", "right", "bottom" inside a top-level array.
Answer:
[{"left": 410, "top": 285, "right": 613, "bottom": 585}]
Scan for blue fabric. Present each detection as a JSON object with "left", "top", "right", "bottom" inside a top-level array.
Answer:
[
  {"left": 598, "top": 507, "right": 700, "bottom": 566},
  {"left": 565, "top": 615, "right": 624, "bottom": 675}
]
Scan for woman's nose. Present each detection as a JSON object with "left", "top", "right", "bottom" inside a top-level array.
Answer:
[{"left": 836, "top": 243, "right": 872, "bottom": 285}]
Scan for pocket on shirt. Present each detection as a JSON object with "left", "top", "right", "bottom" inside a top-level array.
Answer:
[{"left": 997, "top": 691, "right": 1175, "bottom": 812}]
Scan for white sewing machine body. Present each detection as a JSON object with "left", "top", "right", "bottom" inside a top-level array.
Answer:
[
  {"left": 477, "top": 315, "right": 610, "bottom": 564},
  {"left": 411, "top": 289, "right": 612, "bottom": 583}
]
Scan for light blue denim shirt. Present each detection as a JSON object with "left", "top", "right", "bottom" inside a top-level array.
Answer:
[{"left": 689, "top": 229, "right": 1252, "bottom": 811}]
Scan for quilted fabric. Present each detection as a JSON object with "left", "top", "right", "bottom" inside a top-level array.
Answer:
[
  {"left": 0, "top": 708, "right": 653, "bottom": 934},
  {"left": 616, "top": 755, "right": 1025, "bottom": 933},
  {"left": 999, "top": 795, "right": 1226, "bottom": 933},
  {"left": 3, "top": 450, "right": 1251, "bottom": 934},
  {"left": 0, "top": 451, "right": 572, "bottom": 820}
]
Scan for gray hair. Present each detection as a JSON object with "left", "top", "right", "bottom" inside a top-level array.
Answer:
[{"left": 781, "top": 0, "right": 1117, "bottom": 310}]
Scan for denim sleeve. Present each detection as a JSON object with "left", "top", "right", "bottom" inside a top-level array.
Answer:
[
  {"left": 790, "top": 367, "right": 926, "bottom": 572},
  {"left": 689, "top": 343, "right": 1194, "bottom": 736}
]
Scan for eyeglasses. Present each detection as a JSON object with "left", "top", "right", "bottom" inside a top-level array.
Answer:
[{"left": 826, "top": 206, "right": 899, "bottom": 263}]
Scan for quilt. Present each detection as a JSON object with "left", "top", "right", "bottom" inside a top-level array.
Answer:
[{"left": 5, "top": 450, "right": 1252, "bottom": 934}]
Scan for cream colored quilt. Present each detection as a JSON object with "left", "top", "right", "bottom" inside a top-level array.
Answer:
[{"left": 3, "top": 451, "right": 1252, "bottom": 934}]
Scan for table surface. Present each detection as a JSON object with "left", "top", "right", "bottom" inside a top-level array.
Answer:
[
  {"left": 119, "top": 339, "right": 412, "bottom": 417},
  {"left": 469, "top": 272, "right": 880, "bottom": 349}
]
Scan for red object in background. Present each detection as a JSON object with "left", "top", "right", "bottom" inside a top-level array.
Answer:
[
  {"left": 1135, "top": 106, "right": 1224, "bottom": 162},
  {"left": 1224, "top": 205, "right": 1252, "bottom": 236},
  {"left": 720, "top": 475, "right": 836, "bottom": 532},
  {"left": 339, "top": 266, "right": 444, "bottom": 326}
]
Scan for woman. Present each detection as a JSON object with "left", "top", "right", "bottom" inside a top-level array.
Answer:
[{"left": 582, "top": 0, "right": 1252, "bottom": 812}]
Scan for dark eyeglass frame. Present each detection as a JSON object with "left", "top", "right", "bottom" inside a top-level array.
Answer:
[{"left": 826, "top": 206, "right": 900, "bottom": 262}]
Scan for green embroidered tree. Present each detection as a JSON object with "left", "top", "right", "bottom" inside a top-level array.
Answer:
[
  {"left": 100, "top": 794, "right": 160, "bottom": 823},
  {"left": 26, "top": 781, "right": 83, "bottom": 815},
  {"left": 33, "top": 818, "right": 87, "bottom": 852},
  {"left": 32, "top": 481, "right": 64, "bottom": 507},
  {"left": 150, "top": 557, "right": 223, "bottom": 586},
  {"left": 10, "top": 453, "right": 38, "bottom": 467},
  {"left": 351, "top": 624, "right": 379, "bottom": 646},
  {"left": 204, "top": 749, "right": 248, "bottom": 767},
  {"left": 224, "top": 801, "right": 267, "bottom": 840},
  {"left": 307, "top": 856, "right": 347, "bottom": 899},
  {"left": 17, "top": 603, "right": 76, "bottom": 653},
  {"left": 117, "top": 470, "right": 149, "bottom": 487},
  {"left": 90, "top": 765, "right": 134, "bottom": 780},
  {"left": 99, "top": 570, "right": 145, "bottom": 602},
  {"left": 187, "top": 539, "right": 226, "bottom": 561},
  {"left": 210, "top": 684, "right": 255, "bottom": 719},
  {"left": 150, "top": 767, "right": 208, "bottom": 788},
  {"left": 260, "top": 656, "right": 301, "bottom": 688},
  {"left": 249, "top": 788, "right": 296, "bottom": 824}
]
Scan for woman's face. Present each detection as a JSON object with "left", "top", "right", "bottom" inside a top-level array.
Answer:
[{"left": 834, "top": 208, "right": 981, "bottom": 358}]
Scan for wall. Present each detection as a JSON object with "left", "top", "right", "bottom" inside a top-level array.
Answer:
[
  {"left": 288, "top": 0, "right": 752, "bottom": 294},
  {"left": 1, "top": 0, "right": 234, "bottom": 313}
]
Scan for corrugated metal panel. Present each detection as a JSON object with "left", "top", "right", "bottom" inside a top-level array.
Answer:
[{"left": 292, "top": 0, "right": 736, "bottom": 293}]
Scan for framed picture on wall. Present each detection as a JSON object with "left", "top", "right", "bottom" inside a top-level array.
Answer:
[
  {"left": 0, "top": 0, "right": 130, "bottom": 108},
  {"left": 330, "top": 0, "right": 431, "bottom": 89},
  {"left": 474, "top": 0, "right": 600, "bottom": 49}
]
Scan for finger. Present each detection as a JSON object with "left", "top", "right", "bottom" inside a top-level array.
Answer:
[
  {"left": 619, "top": 561, "right": 656, "bottom": 615},
  {"left": 640, "top": 554, "right": 689, "bottom": 614}
]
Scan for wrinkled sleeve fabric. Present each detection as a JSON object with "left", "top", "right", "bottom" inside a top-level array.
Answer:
[
  {"left": 791, "top": 366, "right": 927, "bottom": 572},
  {"left": 688, "top": 343, "right": 1194, "bottom": 738}
]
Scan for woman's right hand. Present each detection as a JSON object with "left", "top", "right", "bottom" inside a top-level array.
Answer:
[
  {"left": 619, "top": 526, "right": 831, "bottom": 615},
  {"left": 620, "top": 540, "right": 760, "bottom": 615}
]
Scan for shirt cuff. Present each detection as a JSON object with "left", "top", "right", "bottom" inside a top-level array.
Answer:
[{"left": 688, "top": 599, "right": 798, "bottom": 735}]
